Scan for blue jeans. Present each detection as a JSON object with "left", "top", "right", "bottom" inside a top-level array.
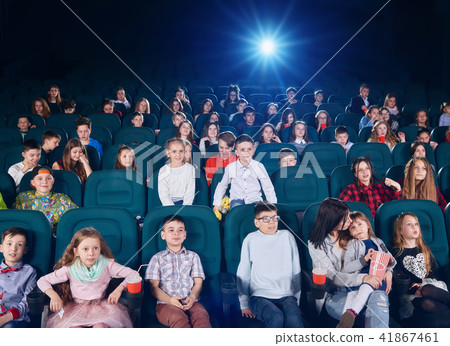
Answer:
[
  {"left": 1, "top": 320, "right": 28, "bottom": 328},
  {"left": 249, "top": 296, "right": 304, "bottom": 328},
  {"left": 230, "top": 199, "right": 244, "bottom": 209},
  {"left": 325, "top": 287, "right": 389, "bottom": 328}
]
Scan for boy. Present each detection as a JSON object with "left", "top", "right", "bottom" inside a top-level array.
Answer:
[
  {"left": 237, "top": 202, "right": 303, "bottom": 328},
  {"left": 230, "top": 99, "right": 248, "bottom": 122},
  {"left": 213, "top": 134, "right": 277, "bottom": 210},
  {"left": 8, "top": 139, "right": 41, "bottom": 190},
  {"left": 417, "top": 127, "right": 438, "bottom": 150},
  {"left": 332, "top": 126, "right": 354, "bottom": 152},
  {"left": 146, "top": 215, "right": 211, "bottom": 328},
  {"left": 205, "top": 131, "right": 237, "bottom": 186},
  {"left": 278, "top": 148, "right": 297, "bottom": 167},
  {"left": 75, "top": 117, "right": 103, "bottom": 158},
  {"left": 0, "top": 227, "right": 37, "bottom": 328},
  {"left": 131, "top": 112, "right": 144, "bottom": 127},
  {"left": 172, "top": 112, "right": 186, "bottom": 127},
  {"left": 17, "top": 116, "right": 34, "bottom": 139},
  {"left": 313, "top": 90, "right": 324, "bottom": 107},
  {"left": 349, "top": 83, "right": 374, "bottom": 114},
  {"left": 41, "top": 130, "right": 61, "bottom": 155},
  {"left": 358, "top": 105, "right": 380, "bottom": 130},
  {"left": 63, "top": 99, "right": 76, "bottom": 114},
  {"left": 285, "top": 87, "right": 298, "bottom": 104},
  {"left": 236, "top": 106, "right": 258, "bottom": 135}
]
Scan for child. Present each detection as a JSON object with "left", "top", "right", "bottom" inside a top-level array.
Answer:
[
  {"left": 0, "top": 227, "right": 37, "bottom": 328},
  {"left": 289, "top": 120, "right": 312, "bottom": 155},
  {"left": 114, "top": 145, "right": 136, "bottom": 170},
  {"left": 172, "top": 112, "right": 186, "bottom": 127},
  {"left": 285, "top": 87, "right": 298, "bottom": 104},
  {"left": 237, "top": 202, "right": 303, "bottom": 328},
  {"left": 146, "top": 215, "right": 211, "bottom": 328},
  {"left": 134, "top": 98, "right": 150, "bottom": 114},
  {"left": 349, "top": 84, "right": 373, "bottom": 114},
  {"left": 32, "top": 98, "right": 51, "bottom": 120},
  {"left": 167, "top": 98, "right": 184, "bottom": 114},
  {"left": 236, "top": 106, "right": 258, "bottom": 135},
  {"left": 8, "top": 139, "right": 41, "bottom": 190},
  {"left": 383, "top": 93, "right": 401, "bottom": 120},
  {"left": 230, "top": 99, "right": 248, "bottom": 122},
  {"left": 37, "top": 227, "right": 138, "bottom": 328},
  {"left": 265, "top": 102, "right": 278, "bottom": 122},
  {"left": 367, "top": 120, "right": 405, "bottom": 151},
  {"left": 42, "top": 130, "right": 61, "bottom": 155},
  {"left": 63, "top": 99, "right": 76, "bottom": 114},
  {"left": 278, "top": 148, "right": 297, "bottom": 167},
  {"left": 336, "top": 212, "right": 395, "bottom": 328},
  {"left": 194, "top": 98, "right": 214, "bottom": 122},
  {"left": 359, "top": 106, "right": 380, "bottom": 130},
  {"left": 417, "top": 128, "right": 438, "bottom": 150},
  {"left": 313, "top": 90, "right": 324, "bottom": 107},
  {"left": 258, "top": 123, "right": 281, "bottom": 145},
  {"left": 315, "top": 110, "right": 332, "bottom": 134},
  {"left": 332, "top": 126, "right": 353, "bottom": 152},
  {"left": 175, "top": 120, "right": 195, "bottom": 144},
  {"left": 130, "top": 112, "right": 144, "bottom": 128},
  {"left": 205, "top": 131, "right": 237, "bottom": 186},
  {"left": 102, "top": 98, "right": 122, "bottom": 118},
  {"left": 75, "top": 117, "right": 103, "bottom": 158},
  {"left": 438, "top": 102, "right": 450, "bottom": 127},
  {"left": 158, "top": 138, "right": 195, "bottom": 206},
  {"left": 182, "top": 139, "right": 197, "bottom": 168},
  {"left": 391, "top": 213, "right": 450, "bottom": 320},
  {"left": 17, "top": 116, "right": 34, "bottom": 139},
  {"left": 379, "top": 107, "right": 399, "bottom": 132},
  {"left": 413, "top": 109, "right": 430, "bottom": 129},
  {"left": 275, "top": 109, "right": 295, "bottom": 134},
  {"left": 199, "top": 121, "right": 219, "bottom": 157},
  {"left": 113, "top": 87, "right": 131, "bottom": 110},
  {"left": 213, "top": 134, "right": 277, "bottom": 210}
]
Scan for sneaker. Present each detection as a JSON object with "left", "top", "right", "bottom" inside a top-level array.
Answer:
[{"left": 337, "top": 310, "right": 355, "bottom": 328}]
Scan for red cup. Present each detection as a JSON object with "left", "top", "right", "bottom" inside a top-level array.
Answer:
[
  {"left": 127, "top": 275, "right": 142, "bottom": 293},
  {"left": 321, "top": 123, "right": 326, "bottom": 131},
  {"left": 379, "top": 136, "right": 385, "bottom": 143},
  {"left": 312, "top": 267, "right": 327, "bottom": 285}
]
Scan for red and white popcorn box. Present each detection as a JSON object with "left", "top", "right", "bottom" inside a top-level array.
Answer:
[{"left": 369, "top": 251, "right": 391, "bottom": 280}]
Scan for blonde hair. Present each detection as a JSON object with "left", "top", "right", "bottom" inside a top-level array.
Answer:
[
  {"left": 393, "top": 213, "right": 433, "bottom": 275},
  {"left": 403, "top": 157, "right": 437, "bottom": 203},
  {"left": 32, "top": 98, "right": 52, "bottom": 120},
  {"left": 368, "top": 120, "right": 399, "bottom": 148},
  {"left": 134, "top": 98, "right": 150, "bottom": 113},
  {"left": 47, "top": 85, "right": 62, "bottom": 106},
  {"left": 53, "top": 227, "right": 115, "bottom": 304}
]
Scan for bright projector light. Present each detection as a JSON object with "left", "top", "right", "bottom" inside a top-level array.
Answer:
[{"left": 260, "top": 39, "right": 275, "bottom": 55}]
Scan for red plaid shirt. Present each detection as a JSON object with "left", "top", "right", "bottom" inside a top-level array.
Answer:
[{"left": 339, "top": 182, "right": 402, "bottom": 218}]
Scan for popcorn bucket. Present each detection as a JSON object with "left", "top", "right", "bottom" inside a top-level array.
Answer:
[{"left": 369, "top": 251, "right": 391, "bottom": 280}]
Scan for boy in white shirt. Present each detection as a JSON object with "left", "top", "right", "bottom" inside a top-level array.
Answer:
[
  {"left": 237, "top": 202, "right": 303, "bottom": 328},
  {"left": 8, "top": 139, "right": 41, "bottom": 190},
  {"left": 213, "top": 134, "right": 277, "bottom": 210},
  {"left": 332, "top": 126, "right": 354, "bottom": 153}
]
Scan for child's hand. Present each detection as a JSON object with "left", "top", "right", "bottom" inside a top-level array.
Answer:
[
  {"left": 182, "top": 296, "right": 195, "bottom": 310},
  {"left": 272, "top": 135, "right": 281, "bottom": 143},
  {"left": 107, "top": 285, "right": 124, "bottom": 305},
  {"left": 169, "top": 296, "right": 184, "bottom": 309},
  {"left": 384, "top": 270, "right": 393, "bottom": 294},
  {"left": 213, "top": 206, "right": 221, "bottom": 213},
  {"left": 398, "top": 132, "right": 406, "bottom": 142},
  {"left": 384, "top": 178, "right": 401, "bottom": 191},
  {"left": 50, "top": 296, "right": 63, "bottom": 312},
  {"left": 364, "top": 248, "right": 375, "bottom": 262},
  {"left": 410, "top": 283, "right": 422, "bottom": 297},
  {"left": 241, "top": 308, "right": 255, "bottom": 318},
  {"left": 31, "top": 125, "right": 36, "bottom": 129}
]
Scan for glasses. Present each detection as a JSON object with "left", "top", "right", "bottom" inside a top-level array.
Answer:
[{"left": 256, "top": 216, "right": 281, "bottom": 223}]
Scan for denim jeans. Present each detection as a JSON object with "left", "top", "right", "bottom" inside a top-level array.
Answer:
[
  {"left": 325, "top": 287, "right": 389, "bottom": 328},
  {"left": 1, "top": 320, "right": 28, "bottom": 328},
  {"left": 249, "top": 296, "right": 304, "bottom": 328},
  {"left": 230, "top": 199, "right": 245, "bottom": 209}
]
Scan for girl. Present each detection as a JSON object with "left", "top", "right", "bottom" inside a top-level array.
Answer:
[
  {"left": 199, "top": 121, "right": 219, "bottom": 157},
  {"left": 315, "top": 110, "right": 332, "bottom": 134},
  {"left": 220, "top": 85, "right": 240, "bottom": 109},
  {"left": 114, "top": 145, "right": 136, "bottom": 170},
  {"left": 37, "top": 227, "right": 138, "bottom": 328},
  {"left": 176, "top": 119, "right": 195, "bottom": 144},
  {"left": 416, "top": 128, "right": 438, "bottom": 150},
  {"left": 402, "top": 157, "right": 447, "bottom": 211},
  {"left": 258, "top": 123, "right": 281, "bottom": 145},
  {"left": 367, "top": 121, "right": 405, "bottom": 150},
  {"left": 409, "top": 141, "right": 427, "bottom": 159},
  {"left": 102, "top": 99, "right": 122, "bottom": 118},
  {"left": 339, "top": 156, "right": 402, "bottom": 218},
  {"left": 275, "top": 108, "right": 295, "bottom": 134},
  {"left": 207, "top": 111, "right": 222, "bottom": 126},
  {"left": 158, "top": 138, "right": 195, "bottom": 206},
  {"left": 413, "top": 109, "right": 430, "bottom": 129},
  {"left": 194, "top": 99, "right": 214, "bottom": 122},
  {"left": 337, "top": 212, "right": 395, "bottom": 328},
  {"left": 383, "top": 93, "right": 402, "bottom": 119},
  {"left": 265, "top": 102, "right": 278, "bottom": 122},
  {"left": 439, "top": 101, "right": 450, "bottom": 127},
  {"left": 174, "top": 87, "right": 190, "bottom": 105},
  {"left": 52, "top": 138, "right": 93, "bottom": 185},
  {"left": 167, "top": 98, "right": 184, "bottom": 114},
  {"left": 308, "top": 198, "right": 390, "bottom": 328},
  {"left": 32, "top": 98, "right": 51, "bottom": 120},
  {"left": 392, "top": 213, "right": 450, "bottom": 321},
  {"left": 134, "top": 98, "right": 150, "bottom": 114},
  {"left": 113, "top": 87, "right": 131, "bottom": 110},
  {"left": 289, "top": 120, "right": 312, "bottom": 155},
  {"left": 47, "top": 85, "right": 63, "bottom": 114},
  {"left": 379, "top": 107, "right": 399, "bottom": 132}
]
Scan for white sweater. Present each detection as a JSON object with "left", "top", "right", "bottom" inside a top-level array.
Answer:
[
  {"left": 158, "top": 163, "right": 196, "bottom": 206},
  {"left": 236, "top": 229, "right": 301, "bottom": 309}
]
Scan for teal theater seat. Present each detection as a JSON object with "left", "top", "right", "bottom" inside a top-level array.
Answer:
[
  {"left": 114, "top": 127, "right": 155, "bottom": 146},
  {"left": 347, "top": 142, "right": 393, "bottom": 176},
  {"left": 254, "top": 142, "right": 300, "bottom": 176},
  {"left": 301, "top": 142, "right": 347, "bottom": 177}
]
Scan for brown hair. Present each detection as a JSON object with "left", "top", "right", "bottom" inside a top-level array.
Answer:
[
  {"left": 53, "top": 227, "right": 115, "bottom": 304},
  {"left": 134, "top": 98, "right": 150, "bottom": 113},
  {"left": 32, "top": 98, "right": 51, "bottom": 120},
  {"left": 368, "top": 120, "right": 399, "bottom": 148},
  {"left": 289, "top": 120, "right": 311, "bottom": 143},
  {"left": 62, "top": 138, "right": 89, "bottom": 184},
  {"left": 217, "top": 131, "right": 236, "bottom": 147},
  {"left": 1, "top": 227, "right": 28, "bottom": 244},
  {"left": 168, "top": 98, "right": 184, "bottom": 114},
  {"left": 393, "top": 213, "right": 433, "bottom": 275},
  {"left": 403, "top": 157, "right": 437, "bottom": 203},
  {"left": 47, "top": 85, "right": 62, "bottom": 106},
  {"left": 114, "top": 145, "right": 136, "bottom": 170},
  {"left": 175, "top": 120, "right": 194, "bottom": 143}
]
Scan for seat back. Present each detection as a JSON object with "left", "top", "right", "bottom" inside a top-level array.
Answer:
[
  {"left": 122, "top": 113, "right": 158, "bottom": 130},
  {"left": 317, "top": 103, "right": 345, "bottom": 120},
  {"left": 334, "top": 113, "right": 363, "bottom": 133},
  {"left": 272, "top": 166, "right": 329, "bottom": 210},
  {"left": 156, "top": 127, "right": 178, "bottom": 146},
  {"left": 392, "top": 142, "right": 436, "bottom": 167},
  {"left": 0, "top": 172, "right": 16, "bottom": 207},
  {"left": 254, "top": 143, "right": 300, "bottom": 176},
  {"left": 431, "top": 126, "right": 449, "bottom": 143},
  {"left": 46, "top": 113, "right": 80, "bottom": 132},
  {"left": 56, "top": 207, "right": 139, "bottom": 268},
  {"left": 435, "top": 142, "right": 450, "bottom": 171},
  {"left": 0, "top": 145, "right": 23, "bottom": 172},
  {"left": 301, "top": 143, "right": 347, "bottom": 177},
  {"left": 398, "top": 126, "right": 420, "bottom": 142},
  {"left": 358, "top": 126, "right": 373, "bottom": 142},
  {"left": 7, "top": 113, "right": 46, "bottom": 128},
  {"left": 25, "top": 127, "right": 68, "bottom": 148},
  {"left": 0, "top": 128, "right": 23, "bottom": 146},
  {"left": 347, "top": 142, "right": 393, "bottom": 176},
  {"left": 113, "top": 127, "right": 155, "bottom": 146},
  {"left": 0, "top": 210, "right": 52, "bottom": 276},
  {"left": 84, "top": 170, "right": 146, "bottom": 217},
  {"left": 86, "top": 113, "right": 121, "bottom": 136},
  {"left": 438, "top": 165, "right": 450, "bottom": 203},
  {"left": 329, "top": 165, "right": 354, "bottom": 198}
]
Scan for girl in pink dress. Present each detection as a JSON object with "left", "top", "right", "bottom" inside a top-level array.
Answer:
[{"left": 37, "top": 227, "right": 138, "bottom": 328}]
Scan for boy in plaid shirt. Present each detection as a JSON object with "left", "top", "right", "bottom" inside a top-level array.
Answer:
[{"left": 146, "top": 215, "right": 211, "bottom": 328}]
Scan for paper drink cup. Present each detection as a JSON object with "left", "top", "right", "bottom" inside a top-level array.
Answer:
[
  {"left": 379, "top": 136, "right": 385, "bottom": 143},
  {"left": 312, "top": 267, "right": 327, "bottom": 285},
  {"left": 127, "top": 275, "right": 142, "bottom": 293},
  {"left": 321, "top": 123, "right": 326, "bottom": 130}
]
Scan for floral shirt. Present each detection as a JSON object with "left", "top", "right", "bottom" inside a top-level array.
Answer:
[{"left": 14, "top": 191, "right": 78, "bottom": 225}]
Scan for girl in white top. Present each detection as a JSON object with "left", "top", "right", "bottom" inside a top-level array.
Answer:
[
  {"left": 113, "top": 87, "right": 131, "bottom": 110},
  {"left": 199, "top": 122, "right": 219, "bottom": 157},
  {"left": 158, "top": 138, "right": 195, "bottom": 206}
]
